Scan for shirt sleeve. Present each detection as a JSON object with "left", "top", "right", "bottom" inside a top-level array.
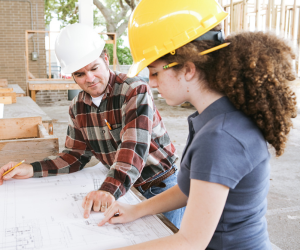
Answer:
[
  {"left": 189, "top": 130, "right": 253, "bottom": 189},
  {"left": 99, "top": 81, "right": 154, "bottom": 199},
  {"left": 30, "top": 105, "right": 93, "bottom": 177}
]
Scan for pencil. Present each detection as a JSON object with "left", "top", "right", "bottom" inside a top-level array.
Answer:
[
  {"left": 104, "top": 119, "right": 112, "bottom": 130},
  {"left": 2, "top": 160, "right": 25, "bottom": 177}
]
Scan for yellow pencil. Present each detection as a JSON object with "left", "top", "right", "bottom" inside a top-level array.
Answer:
[
  {"left": 2, "top": 160, "right": 25, "bottom": 177},
  {"left": 104, "top": 119, "right": 112, "bottom": 130}
]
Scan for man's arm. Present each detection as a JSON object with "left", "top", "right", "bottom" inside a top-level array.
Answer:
[
  {"left": 30, "top": 104, "right": 93, "bottom": 177},
  {"left": 100, "top": 81, "right": 156, "bottom": 199}
]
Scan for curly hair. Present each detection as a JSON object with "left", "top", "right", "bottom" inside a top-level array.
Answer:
[{"left": 160, "top": 31, "right": 297, "bottom": 156}]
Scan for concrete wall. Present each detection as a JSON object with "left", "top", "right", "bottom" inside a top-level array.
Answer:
[{"left": 0, "top": 0, "right": 46, "bottom": 91}]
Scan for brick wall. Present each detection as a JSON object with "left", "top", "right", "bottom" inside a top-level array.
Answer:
[
  {"left": 0, "top": 0, "right": 46, "bottom": 90},
  {"left": 0, "top": 0, "right": 69, "bottom": 105}
]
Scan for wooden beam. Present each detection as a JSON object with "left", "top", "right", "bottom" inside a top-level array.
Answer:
[
  {"left": 292, "top": 0, "right": 297, "bottom": 40},
  {"left": 0, "top": 137, "right": 59, "bottom": 167},
  {"left": 242, "top": 0, "right": 248, "bottom": 30},
  {"left": 0, "top": 97, "right": 12, "bottom": 104},
  {"left": 266, "top": 0, "right": 272, "bottom": 29},
  {"left": 38, "top": 124, "right": 51, "bottom": 138},
  {"left": 25, "top": 31, "right": 30, "bottom": 81},
  {"left": 0, "top": 79, "right": 8, "bottom": 87},
  {"left": 31, "top": 90, "right": 36, "bottom": 101},
  {"left": 49, "top": 31, "right": 52, "bottom": 79},
  {"left": 255, "top": 0, "right": 261, "bottom": 29},
  {"left": 224, "top": 7, "right": 229, "bottom": 36},
  {"left": 29, "top": 83, "right": 82, "bottom": 91},
  {"left": 280, "top": 0, "right": 286, "bottom": 32},
  {"left": 230, "top": 0, "right": 234, "bottom": 33},
  {"left": 0, "top": 88, "right": 13, "bottom": 93},
  {"left": 272, "top": 5, "right": 278, "bottom": 30},
  {"left": 113, "top": 34, "right": 117, "bottom": 71},
  {"left": 0, "top": 92, "right": 17, "bottom": 103},
  {"left": 0, "top": 116, "right": 42, "bottom": 140}
]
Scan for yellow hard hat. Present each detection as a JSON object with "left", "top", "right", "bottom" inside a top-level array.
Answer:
[{"left": 127, "top": 0, "right": 228, "bottom": 77}]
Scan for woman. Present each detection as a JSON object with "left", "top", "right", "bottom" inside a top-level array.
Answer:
[{"left": 98, "top": 0, "right": 297, "bottom": 249}]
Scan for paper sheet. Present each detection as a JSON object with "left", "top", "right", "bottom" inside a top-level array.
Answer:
[{"left": 0, "top": 163, "right": 173, "bottom": 250}]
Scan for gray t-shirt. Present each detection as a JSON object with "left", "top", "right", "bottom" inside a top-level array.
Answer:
[{"left": 178, "top": 96, "right": 271, "bottom": 250}]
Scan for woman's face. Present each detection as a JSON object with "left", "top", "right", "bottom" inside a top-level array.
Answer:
[{"left": 147, "top": 60, "right": 188, "bottom": 106}]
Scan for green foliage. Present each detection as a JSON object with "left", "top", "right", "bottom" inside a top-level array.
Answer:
[
  {"left": 105, "top": 38, "right": 133, "bottom": 65},
  {"left": 45, "top": 0, "right": 78, "bottom": 28},
  {"left": 45, "top": 0, "right": 103, "bottom": 28}
]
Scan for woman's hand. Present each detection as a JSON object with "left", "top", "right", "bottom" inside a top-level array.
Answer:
[{"left": 98, "top": 201, "right": 141, "bottom": 226}]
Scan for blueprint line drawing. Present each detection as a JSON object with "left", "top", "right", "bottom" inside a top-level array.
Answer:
[{"left": 0, "top": 163, "right": 173, "bottom": 250}]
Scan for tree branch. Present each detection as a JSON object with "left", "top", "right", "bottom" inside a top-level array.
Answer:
[
  {"left": 119, "top": 0, "right": 124, "bottom": 9},
  {"left": 93, "top": 0, "right": 115, "bottom": 28},
  {"left": 117, "top": 19, "right": 129, "bottom": 37},
  {"left": 124, "top": 0, "right": 135, "bottom": 10}
]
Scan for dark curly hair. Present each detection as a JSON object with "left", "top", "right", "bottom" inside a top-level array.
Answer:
[{"left": 160, "top": 30, "right": 297, "bottom": 156}]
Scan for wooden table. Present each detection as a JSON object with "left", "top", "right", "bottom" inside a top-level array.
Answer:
[
  {"left": 3, "top": 96, "right": 53, "bottom": 135},
  {"left": 28, "top": 80, "right": 81, "bottom": 101},
  {"left": 8, "top": 84, "right": 26, "bottom": 97}
]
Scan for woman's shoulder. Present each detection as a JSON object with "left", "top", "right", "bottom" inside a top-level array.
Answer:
[{"left": 196, "top": 110, "right": 269, "bottom": 167}]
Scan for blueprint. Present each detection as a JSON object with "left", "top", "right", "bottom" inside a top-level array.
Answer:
[{"left": 0, "top": 163, "right": 173, "bottom": 250}]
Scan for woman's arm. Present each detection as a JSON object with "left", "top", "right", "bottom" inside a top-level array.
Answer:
[
  {"left": 100, "top": 179, "right": 229, "bottom": 250},
  {"left": 98, "top": 184, "right": 188, "bottom": 226}
]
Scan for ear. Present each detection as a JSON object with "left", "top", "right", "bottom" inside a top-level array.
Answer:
[
  {"left": 104, "top": 53, "right": 110, "bottom": 66},
  {"left": 184, "top": 62, "right": 197, "bottom": 81}
]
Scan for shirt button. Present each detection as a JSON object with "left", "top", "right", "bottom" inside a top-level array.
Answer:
[{"left": 102, "top": 130, "right": 105, "bottom": 134}]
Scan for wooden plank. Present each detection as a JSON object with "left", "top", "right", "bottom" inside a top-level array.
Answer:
[
  {"left": 0, "top": 137, "right": 59, "bottom": 167},
  {"left": 280, "top": 0, "right": 286, "bottom": 32},
  {"left": 255, "top": 0, "right": 261, "bottom": 29},
  {"left": 0, "top": 97, "right": 12, "bottom": 104},
  {"left": 266, "top": 0, "right": 272, "bottom": 29},
  {"left": 0, "top": 88, "right": 13, "bottom": 93},
  {"left": 272, "top": 5, "right": 278, "bottom": 30},
  {"left": 292, "top": 0, "right": 297, "bottom": 40},
  {"left": 0, "top": 117, "right": 42, "bottom": 140},
  {"left": 242, "top": 0, "right": 248, "bottom": 30},
  {"left": 0, "top": 92, "right": 17, "bottom": 103},
  {"left": 0, "top": 79, "right": 8, "bottom": 87},
  {"left": 29, "top": 83, "right": 81, "bottom": 91},
  {"left": 31, "top": 90, "right": 36, "bottom": 101},
  {"left": 3, "top": 97, "right": 53, "bottom": 135},
  {"left": 38, "top": 124, "right": 51, "bottom": 138},
  {"left": 230, "top": 0, "right": 234, "bottom": 32}
]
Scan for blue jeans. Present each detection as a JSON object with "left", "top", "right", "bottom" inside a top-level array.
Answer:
[{"left": 137, "top": 165, "right": 186, "bottom": 229}]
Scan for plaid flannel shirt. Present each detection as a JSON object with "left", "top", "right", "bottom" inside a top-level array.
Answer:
[{"left": 31, "top": 70, "right": 178, "bottom": 199}]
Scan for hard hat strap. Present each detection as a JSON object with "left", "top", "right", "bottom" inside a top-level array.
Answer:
[{"left": 193, "top": 30, "right": 225, "bottom": 43}]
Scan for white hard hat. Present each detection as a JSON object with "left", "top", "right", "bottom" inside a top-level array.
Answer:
[{"left": 55, "top": 23, "right": 106, "bottom": 74}]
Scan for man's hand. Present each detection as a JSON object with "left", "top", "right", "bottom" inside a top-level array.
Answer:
[
  {"left": 0, "top": 162, "right": 34, "bottom": 185},
  {"left": 82, "top": 190, "right": 115, "bottom": 218}
]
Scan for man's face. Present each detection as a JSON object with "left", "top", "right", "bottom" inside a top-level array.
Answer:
[{"left": 73, "top": 55, "right": 110, "bottom": 97}]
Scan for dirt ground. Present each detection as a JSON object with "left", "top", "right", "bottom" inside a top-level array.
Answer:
[{"left": 41, "top": 92, "right": 300, "bottom": 250}]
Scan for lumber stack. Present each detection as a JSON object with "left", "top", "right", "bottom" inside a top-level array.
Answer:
[
  {"left": 0, "top": 116, "right": 59, "bottom": 166},
  {"left": 0, "top": 80, "right": 17, "bottom": 104}
]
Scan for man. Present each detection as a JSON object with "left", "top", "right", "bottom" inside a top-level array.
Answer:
[{"left": 0, "top": 23, "right": 184, "bottom": 228}]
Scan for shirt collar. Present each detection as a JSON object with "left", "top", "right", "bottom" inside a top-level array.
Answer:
[
  {"left": 188, "top": 96, "right": 237, "bottom": 133},
  {"left": 81, "top": 69, "right": 116, "bottom": 106}
]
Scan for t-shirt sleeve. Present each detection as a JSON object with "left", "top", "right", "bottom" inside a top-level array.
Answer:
[{"left": 189, "top": 130, "right": 253, "bottom": 189}]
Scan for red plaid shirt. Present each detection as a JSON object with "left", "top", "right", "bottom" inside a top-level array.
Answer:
[{"left": 31, "top": 70, "right": 178, "bottom": 199}]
